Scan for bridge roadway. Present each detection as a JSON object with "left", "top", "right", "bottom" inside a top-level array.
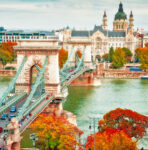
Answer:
[
  {"left": 0, "top": 96, "right": 55, "bottom": 139},
  {"left": 0, "top": 96, "right": 27, "bottom": 137}
]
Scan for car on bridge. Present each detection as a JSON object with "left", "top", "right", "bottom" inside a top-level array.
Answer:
[
  {"left": 10, "top": 106, "right": 17, "bottom": 113},
  {"left": 1, "top": 114, "right": 8, "bottom": 120},
  {"left": 9, "top": 115, "right": 16, "bottom": 121},
  {"left": 0, "top": 127, "right": 3, "bottom": 133}
]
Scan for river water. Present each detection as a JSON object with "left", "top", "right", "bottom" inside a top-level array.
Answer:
[
  {"left": 64, "top": 79, "right": 148, "bottom": 148},
  {"left": 0, "top": 78, "right": 148, "bottom": 147}
]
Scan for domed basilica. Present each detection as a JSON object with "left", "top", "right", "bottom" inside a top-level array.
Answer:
[{"left": 61, "top": 2, "right": 142, "bottom": 64}]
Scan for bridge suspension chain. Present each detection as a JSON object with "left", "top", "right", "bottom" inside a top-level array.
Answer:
[
  {"left": 17, "top": 56, "right": 48, "bottom": 120},
  {"left": 60, "top": 46, "right": 86, "bottom": 84},
  {"left": 0, "top": 56, "right": 27, "bottom": 106}
]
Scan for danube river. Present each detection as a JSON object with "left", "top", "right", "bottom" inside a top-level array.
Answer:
[
  {"left": 0, "top": 78, "right": 148, "bottom": 147},
  {"left": 64, "top": 79, "right": 148, "bottom": 148}
]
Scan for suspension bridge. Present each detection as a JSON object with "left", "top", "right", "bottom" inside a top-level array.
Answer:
[{"left": 0, "top": 39, "right": 98, "bottom": 149}]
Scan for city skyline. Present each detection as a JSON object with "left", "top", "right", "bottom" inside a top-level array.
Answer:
[{"left": 0, "top": 0, "right": 147, "bottom": 32}]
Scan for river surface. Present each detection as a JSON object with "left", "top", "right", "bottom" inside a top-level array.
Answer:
[
  {"left": 0, "top": 78, "right": 148, "bottom": 148},
  {"left": 64, "top": 79, "right": 148, "bottom": 148}
]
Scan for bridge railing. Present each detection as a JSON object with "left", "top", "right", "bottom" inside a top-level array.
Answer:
[
  {"left": 61, "top": 66, "right": 89, "bottom": 90},
  {"left": 20, "top": 95, "right": 54, "bottom": 133},
  {"left": 18, "top": 93, "right": 47, "bottom": 121}
]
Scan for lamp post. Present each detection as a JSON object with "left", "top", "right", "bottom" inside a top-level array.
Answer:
[
  {"left": 89, "top": 117, "right": 100, "bottom": 150},
  {"left": 0, "top": 128, "right": 9, "bottom": 149},
  {"left": 30, "top": 133, "right": 38, "bottom": 149}
]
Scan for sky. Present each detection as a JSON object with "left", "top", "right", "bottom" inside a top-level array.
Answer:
[{"left": 0, "top": 0, "right": 147, "bottom": 31}]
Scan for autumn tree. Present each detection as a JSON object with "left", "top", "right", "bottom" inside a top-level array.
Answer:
[
  {"left": 145, "top": 42, "right": 148, "bottom": 48},
  {"left": 112, "top": 48, "right": 126, "bottom": 68},
  {"left": 0, "top": 42, "right": 17, "bottom": 68},
  {"left": 109, "top": 47, "right": 114, "bottom": 62},
  {"left": 85, "top": 128, "right": 138, "bottom": 150},
  {"left": 102, "top": 53, "right": 109, "bottom": 62},
  {"left": 122, "top": 47, "right": 132, "bottom": 62},
  {"left": 76, "top": 50, "right": 82, "bottom": 59},
  {"left": 59, "top": 48, "right": 68, "bottom": 69},
  {"left": 135, "top": 47, "right": 142, "bottom": 63},
  {"left": 30, "top": 113, "right": 83, "bottom": 150},
  {"left": 98, "top": 108, "right": 148, "bottom": 140},
  {"left": 135, "top": 46, "right": 148, "bottom": 70}
]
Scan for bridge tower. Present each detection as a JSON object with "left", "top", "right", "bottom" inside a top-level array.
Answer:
[{"left": 14, "top": 40, "right": 61, "bottom": 97}]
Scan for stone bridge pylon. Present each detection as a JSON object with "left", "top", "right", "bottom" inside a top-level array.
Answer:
[{"left": 14, "top": 40, "right": 62, "bottom": 97}]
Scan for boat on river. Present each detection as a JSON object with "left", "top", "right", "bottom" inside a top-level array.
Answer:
[{"left": 141, "top": 76, "right": 148, "bottom": 79}]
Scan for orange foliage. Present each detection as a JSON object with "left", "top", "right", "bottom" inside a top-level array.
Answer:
[
  {"left": 99, "top": 108, "right": 148, "bottom": 140},
  {"left": 59, "top": 48, "right": 68, "bottom": 69},
  {"left": 30, "top": 113, "right": 83, "bottom": 150},
  {"left": 85, "top": 128, "right": 138, "bottom": 150},
  {"left": 76, "top": 50, "right": 82, "bottom": 58},
  {"left": 135, "top": 46, "right": 148, "bottom": 69},
  {"left": 0, "top": 42, "right": 17, "bottom": 66},
  {"left": 1, "top": 41, "right": 17, "bottom": 54}
]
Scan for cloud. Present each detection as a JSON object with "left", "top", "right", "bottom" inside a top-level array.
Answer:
[{"left": 0, "top": 0, "right": 147, "bottom": 31}]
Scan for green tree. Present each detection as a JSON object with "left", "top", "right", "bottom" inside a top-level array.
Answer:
[
  {"left": 122, "top": 47, "right": 132, "bottom": 62},
  {"left": 109, "top": 47, "right": 114, "bottom": 62},
  {"left": 112, "top": 48, "right": 126, "bottom": 68},
  {"left": 102, "top": 53, "right": 109, "bottom": 62},
  {"left": 96, "top": 55, "right": 101, "bottom": 62}
]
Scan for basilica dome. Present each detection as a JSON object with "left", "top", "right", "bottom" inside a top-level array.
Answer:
[{"left": 115, "top": 2, "right": 127, "bottom": 20}]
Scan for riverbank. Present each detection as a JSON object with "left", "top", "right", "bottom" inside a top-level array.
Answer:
[
  {"left": 97, "top": 69, "right": 148, "bottom": 79},
  {"left": 0, "top": 70, "right": 16, "bottom": 77}
]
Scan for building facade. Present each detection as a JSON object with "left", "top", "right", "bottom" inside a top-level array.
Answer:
[
  {"left": 60, "top": 2, "right": 143, "bottom": 62},
  {"left": 0, "top": 31, "right": 57, "bottom": 43}
]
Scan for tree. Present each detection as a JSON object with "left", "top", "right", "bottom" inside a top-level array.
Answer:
[
  {"left": 145, "top": 42, "right": 148, "bottom": 48},
  {"left": 134, "top": 46, "right": 148, "bottom": 70},
  {"left": 96, "top": 55, "right": 101, "bottom": 62},
  {"left": 30, "top": 113, "right": 83, "bottom": 150},
  {"left": 59, "top": 48, "right": 68, "bottom": 69},
  {"left": 102, "top": 53, "right": 109, "bottom": 62},
  {"left": 76, "top": 50, "right": 82, "bottom": 58},
  {"left": 85, "top": 128, "right": 138, "bottom": 150},
  {"left": 112, "top": 48, "right": 126, "bottom": 68},
  {"left": 135, "top": 47, "right": 143, "bottom": 63},
  {"left": 98, "top": 108, "right": 148, "bottom": 140},
  {"left": 122, "top": 47, "right": 132, "bottom": 62},
  {"left": 139, "top": 48, "right": 148, "bottom": 70},
  {"left": 109, "top": 47, "right": 114, "bottom": 62},
  {"left": 0, "top": 42, "right": 17, "bottom": 68}
]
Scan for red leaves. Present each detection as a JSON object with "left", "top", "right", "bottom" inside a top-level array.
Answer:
[
  {"left": 99, "top": 108, "right": 148, "bottom": 140},
  {"left": 85, "top": 128, "right": 138, "bottom": 150}
]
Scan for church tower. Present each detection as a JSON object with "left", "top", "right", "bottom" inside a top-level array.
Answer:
[
  {"left": 113, "top": 2, "right": 128, "bottom": 31},
  {"left": 129, "top": 11, "right": 134, "bottom": 29},
  {"left": 102, "top": 11, "right": 108, "bottom": 30}
]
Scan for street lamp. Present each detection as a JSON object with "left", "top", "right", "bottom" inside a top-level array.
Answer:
[
  {"left": 30, "top": 133, "right": 38, "bottom": 149},
  {"left": 89, "top": 117, "right": 100, "bottom": 150},
  {"left": 0, "top": 128, "right": 9, "bottom": 148}
]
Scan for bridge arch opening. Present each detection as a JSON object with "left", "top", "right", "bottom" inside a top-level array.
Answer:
[{"left": 29, "top": 64, "right": 45, "bottom": 97}]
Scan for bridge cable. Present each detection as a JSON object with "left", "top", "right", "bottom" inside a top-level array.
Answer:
[
  {"left": 17, "top": 56, "right": 48, "bottom": 120},
  {"left": 0, "top": 56, "right": 27, "bottom": 106}
]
